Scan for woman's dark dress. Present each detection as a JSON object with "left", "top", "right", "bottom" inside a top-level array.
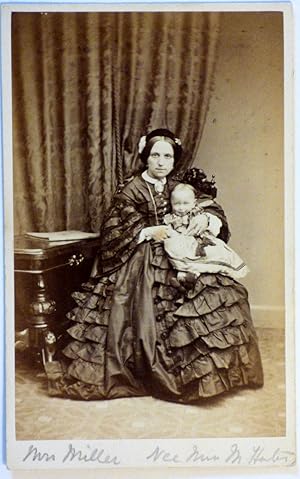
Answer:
[{"left": 47, "top": 175, "right": 263, "bottom": 402}]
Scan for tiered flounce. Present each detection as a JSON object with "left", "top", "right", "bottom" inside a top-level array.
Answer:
[{"left": 47, "top": 241, "right": 263, "bottom": 402}]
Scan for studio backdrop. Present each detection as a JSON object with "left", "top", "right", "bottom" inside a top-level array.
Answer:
[
  {"left": 12, "top": 11, "right": 220, "bottom": 234},
  {"left": 12, "top": 12, "right": 219, "bottom": 233}
]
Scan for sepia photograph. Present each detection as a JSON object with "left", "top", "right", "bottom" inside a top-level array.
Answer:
[{"left": 1, "top": 1, "right": 296, "bottom": 472}]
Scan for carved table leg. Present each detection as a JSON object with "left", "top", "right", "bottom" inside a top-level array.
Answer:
[{"left": 27, "top": 273, "right": 56, "bottom": 364}]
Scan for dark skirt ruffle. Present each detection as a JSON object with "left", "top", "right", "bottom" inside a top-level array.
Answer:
[{"left": 47, "top": 242, "right": 263, "bottom": 402}]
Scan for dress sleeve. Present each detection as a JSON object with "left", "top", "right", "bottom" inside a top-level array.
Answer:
[
  {"left": 206, "top": 213, "right": 222, "bottom": 237},
  {"left": 198, "top": 198, "right": 231, "bottom": 243},
  {"left": 96, "top": 190, "right": 148, "bottom": 275}
]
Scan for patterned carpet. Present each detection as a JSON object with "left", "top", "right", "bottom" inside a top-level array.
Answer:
[{"left": 15, "top": 327, "right": 285, "bottom": 440}]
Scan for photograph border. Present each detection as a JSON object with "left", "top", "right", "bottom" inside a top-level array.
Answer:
[{"left": 1, "top": 0, "right": 297, "bottom": 473}]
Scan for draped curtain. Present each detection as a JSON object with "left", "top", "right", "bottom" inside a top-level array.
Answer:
[{"left": 12, "top": 12, "right": 220, "bottom": 234}]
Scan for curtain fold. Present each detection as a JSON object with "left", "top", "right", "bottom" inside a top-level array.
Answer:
[{"left": 12, "top": 11, "right": 220, "bottom": 234}]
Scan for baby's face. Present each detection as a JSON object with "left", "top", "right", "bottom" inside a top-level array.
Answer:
[{"left": 171, "top": 189, "right": 196, "bottom": 216}]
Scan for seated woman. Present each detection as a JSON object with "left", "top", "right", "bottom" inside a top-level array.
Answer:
[{"left": 45, "top": 128, "right": 264, "bottom": 402}]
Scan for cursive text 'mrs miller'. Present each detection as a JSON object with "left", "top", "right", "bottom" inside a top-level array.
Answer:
[{"left": 62, "top": 443, "right": 121, "bottom": 465}]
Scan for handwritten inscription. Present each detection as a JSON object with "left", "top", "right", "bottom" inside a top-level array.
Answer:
[
  {"left": 21, "top": 442, "right": 296, "bottom": 468},
  {"left": 23, "top": 445, "right": 56, "bottom": 463},
  {"left": 248, "top": 446, "right": 296, "bottom": 466},
  {"left": 146, "top": 443, "right": 295, "bottom": 467},
  {"left": 22, "top": 443, "right": 120, "bottom": 465},
  {"left": 146, "top": 445, "right": 220, "bottom": 464},
  {"left": 62, "top": 443, "right": 120, "bottom": 465},
  {"left": 225, "top": 443, "right": 242, "bottom": 464},
  {"left": 186, "top": 445, "right": 220, "bottom": 464},
  {"left": 225, "top": 443, "right": 296, "bottom": 467},
  {"left": 146, "top": 446, "right": 181, "bottom": 464}
]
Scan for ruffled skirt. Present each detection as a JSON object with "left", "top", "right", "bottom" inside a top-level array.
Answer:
[{"left": 46, "top": 242, "right": 263, "bottom": 402}]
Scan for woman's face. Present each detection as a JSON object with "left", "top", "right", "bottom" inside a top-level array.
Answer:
[{"left": 147, "top": 140, "right": 175, "bottom": 179}]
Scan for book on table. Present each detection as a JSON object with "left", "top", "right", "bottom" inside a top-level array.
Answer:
[{"left": 25, "top": 230, "right": 100, "bottom": 242}]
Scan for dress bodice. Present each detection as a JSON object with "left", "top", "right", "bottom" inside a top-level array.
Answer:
[{"left": 118, "top": 175, "right": 175, "bottom": 226}]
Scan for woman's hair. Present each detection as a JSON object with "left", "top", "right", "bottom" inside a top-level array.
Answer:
[
  {"left": 171, "top": 183, "right": 196, "bottom": 198},
  {"left": 139, "top": 128, "right": 182, "bottom": 165}
]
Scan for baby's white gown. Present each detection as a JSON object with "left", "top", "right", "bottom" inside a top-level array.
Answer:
[{"left": 164, "top": 231, "right": 249, "bottom": 280}]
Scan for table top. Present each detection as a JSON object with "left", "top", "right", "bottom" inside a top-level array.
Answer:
[
  {"left": 14, "top": 234, "right": 101, "bottom": 256},
  {"left": 14, "top": 235, "right": 102, "bottom": 274}
]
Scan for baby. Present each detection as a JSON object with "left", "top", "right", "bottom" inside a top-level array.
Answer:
[{"left": 163, "top": 183, "right": 249, "bottom": 284}]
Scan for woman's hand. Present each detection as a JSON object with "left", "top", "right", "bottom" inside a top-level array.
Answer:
[{"left": 142, "top": 226, "right": 171, "bottom": 242}]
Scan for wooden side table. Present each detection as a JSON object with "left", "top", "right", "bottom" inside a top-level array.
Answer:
[{"left": 14, "top": 235, "right": 101, "bottom": 364}]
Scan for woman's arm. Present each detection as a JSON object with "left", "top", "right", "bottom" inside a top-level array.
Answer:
[
  {"left": 96, "top": 180, "right": 170, "bottom": 275},
  {"left": 97, "top": 192, "right": 148, "bottom": 274}
]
